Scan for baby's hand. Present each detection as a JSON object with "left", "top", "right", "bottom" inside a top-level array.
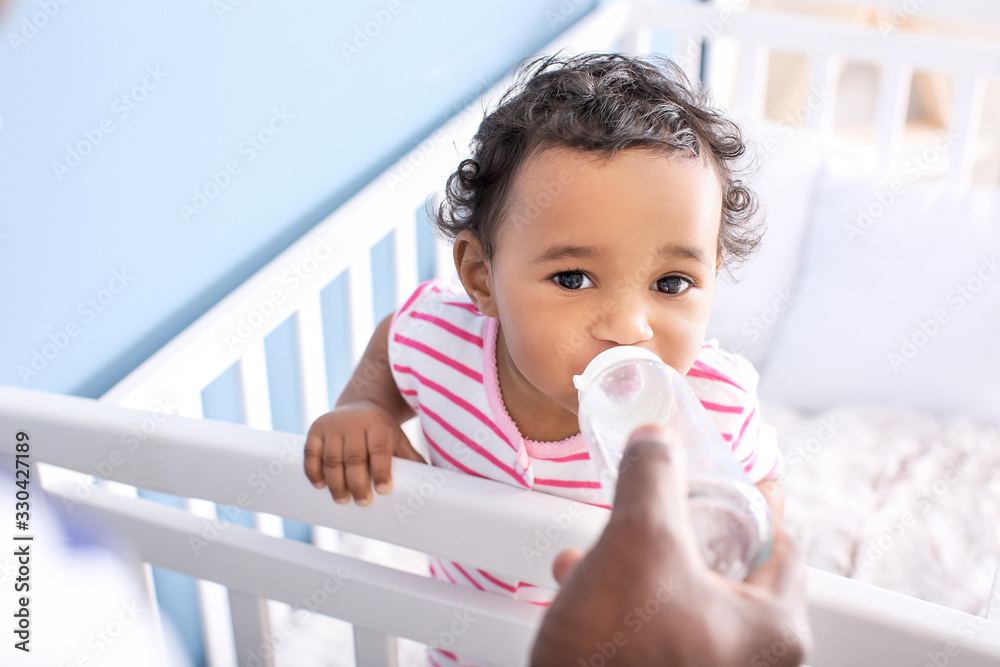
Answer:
[{"left": 303, "top": 400, "right": 426, "bottom": 506}]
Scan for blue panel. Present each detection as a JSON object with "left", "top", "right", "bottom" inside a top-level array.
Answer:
[
  {"left": 200, "top": 363, "right": 245, "bottom": 425},
  {"left": 150, "top": 566, "right": 207, "bottom": 667},
  {"left": 0, "top": 0, "right": 600, "bottom": 399},
  {"left": 371, "top": 231, "right": 396, "bottom": 323},
  {"left": 320, "top": 273, "right": 352, "bottom": 407},
  {"left": 264, "top": 315, "right": 304, "bottom": 435}
]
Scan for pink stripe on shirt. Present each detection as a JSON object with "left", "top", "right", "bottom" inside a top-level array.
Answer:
[
  {"left": 410, "top": 311, "right": 484, "bottom": 347},
  {"left": 688, "top": 360, "right": 747, "bottom": 393},
  {"left": 423, "top": 405, "right": 528, "bottom": 487},
  {"left": 392, "top": 280, "right": 434, "bottom": 328},
  {"left": 477, "top": 569, "right": 517, "bottom": 593},
  {"left": 700, "top": 400, "right": 743, "bottom": 414},
  {"left": 394, "top": 334, "right": 483, "bottom": 382},
  {"left": 534, "top": 478, "right": 601, "bottom": 489},
  {"left": 423, "top": 429, "right": 488, "bottom": 480},
  {"left": 394, "top": 365, "right": 516, "bottom": 452}
]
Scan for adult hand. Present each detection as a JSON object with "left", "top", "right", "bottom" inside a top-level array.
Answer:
[{"left": 530, "top": 424, "right": 811, "bottom": 666}]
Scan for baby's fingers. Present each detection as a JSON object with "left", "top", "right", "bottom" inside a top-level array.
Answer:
[
  {"left": 367, "top": 428, "right": 396, "bottom": 495},
  {"left": 344, "top": 430, "right": 373, "bottom": 506},
  {"left": 303, "top": 431, "right": 326, "bottom": 489}
]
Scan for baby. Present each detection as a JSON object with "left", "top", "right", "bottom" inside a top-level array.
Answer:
[{"left": 304, "top": 52, "right": 784, "bottom": 665}]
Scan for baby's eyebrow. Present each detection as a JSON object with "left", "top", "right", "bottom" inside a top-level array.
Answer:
[
  {"left": 532, "top": 243, "right": 710, "bottom": 266},
  {"left": 532, "top": 244, "right": 601, "bottom": 263}
]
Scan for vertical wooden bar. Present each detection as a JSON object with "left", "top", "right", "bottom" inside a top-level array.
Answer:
[
  {"left": 347, "top": 255, "right": 376, "bottom": 364},
  {"left": 736, "top": 40, "right": 770, "bottom": 125},
  {"left": 945, "top": 74, "right": 987, "bottom": 185},
  {"left": 295, "top": 292, "right": 332, "bottom": 425},
  {"left": 805, "top": 52, "right": 842, "bottom": 134},
  {"left": 394, "top": 215, "right": 419, "bottom": 311},
  {"left": 353, "top": 626, "right": 399, "bottom": 667},
  {"left": 874, "top": 61, "right": 913, "bottom": 174},
  {"left": 229, "top": 591, "right": 274, "bottom": 667}
]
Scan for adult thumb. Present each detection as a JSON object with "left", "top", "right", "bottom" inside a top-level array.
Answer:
[{"left": 610, "top": 424, "right": 699, "bottom": 560}]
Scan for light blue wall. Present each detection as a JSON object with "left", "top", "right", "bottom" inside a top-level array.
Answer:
[{"left": 0, "top": 0, "right": 598, "bottom": 399}]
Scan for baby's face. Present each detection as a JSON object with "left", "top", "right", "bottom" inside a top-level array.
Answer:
[{"left": 490, "top": 145, "right": 723, "bottom": 415}]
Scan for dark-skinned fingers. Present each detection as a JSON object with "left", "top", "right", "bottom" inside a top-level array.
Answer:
[
  {"left": 367, "top": 428, "right": 394, "bottom": 495},
  {"left": 303, "top": 430, "right": 326, "bottom": 489},
  {"left": 344, "top": 430, "right": 372, "bottom": 505},
  {"left": 322, "top": 435, "right": 350, "bottom": 504}
]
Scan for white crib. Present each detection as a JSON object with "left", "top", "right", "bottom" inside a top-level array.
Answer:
[{"left": 4, "top": 1, "right": 1000, "bottom": 665}]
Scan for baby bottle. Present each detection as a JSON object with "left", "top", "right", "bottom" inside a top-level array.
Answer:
[{"left": 574, "top": 346, "right": 773, "bottom": 580}]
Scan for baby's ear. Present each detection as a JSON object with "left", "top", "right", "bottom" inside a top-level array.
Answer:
[{"left": 453, "top": 231, "right": 499, "bottom": 317}]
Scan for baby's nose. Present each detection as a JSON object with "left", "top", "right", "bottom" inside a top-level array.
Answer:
[{"left": 590, "top": 295, "right": 653, "bottom": 346}]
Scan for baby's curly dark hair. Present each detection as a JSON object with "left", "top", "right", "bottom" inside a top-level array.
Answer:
[{"left": 433, "top": 51, "right": 762, "bottom": 273}]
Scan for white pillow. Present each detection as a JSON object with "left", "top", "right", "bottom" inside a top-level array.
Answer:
[
  {"left": 758, "top": 162, "right": 1000, "bottom": 425},
  {"left": 708, "top": 126, "right": 830, "bottom": 366}
]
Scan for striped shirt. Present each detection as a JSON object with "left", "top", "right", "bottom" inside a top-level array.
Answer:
[{"left": 388, "top": 278, "right": 782, "bottom": 667}]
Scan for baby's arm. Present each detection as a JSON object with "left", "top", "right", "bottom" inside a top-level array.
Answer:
[{"left": 303, "top": 312, "right": 424, "bottom": 505}]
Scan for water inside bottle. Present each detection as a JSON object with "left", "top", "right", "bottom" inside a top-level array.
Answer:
[{"left": 689, "top": 478, "right": 772, "bottom": 580}]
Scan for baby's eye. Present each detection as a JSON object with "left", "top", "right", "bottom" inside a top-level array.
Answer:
[
  {"left": 655, "top": 276, "right": 693, "bottom": 295},
  {"left": 552, "top": 271, "right": 594, "bottom": 290}
]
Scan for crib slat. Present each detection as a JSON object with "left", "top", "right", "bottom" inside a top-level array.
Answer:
[
  {"left": 353, "top": 626, "right": 399, "bottom": 667},
  {"left": 229, "top": 590, "right": 274, "bottom": 667},
  {"left": 874, "top": 61, "right": 913, "bottom": 174},
  {"left": 945, "top": 74, "right": 987, "bottom": 185},
  {"left": 805, "top": 52, "right": 841, "bottom": 134},
  {"left": 238, "top": 339, "right": 273, "bottom": 431},
  {"left": 736, "top": 40, "right": 769, "bottom": 125},
  {"left": 394, "top": 216, "right": 419, "bottom": 314},
  {"left": 295, "top": 292, "right": 331, "bottom": 425},
  {"left": 347, "top": 255, "right": 376, "bottom": 363}
]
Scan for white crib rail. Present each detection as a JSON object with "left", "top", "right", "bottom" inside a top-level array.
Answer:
[
  {"left": 73, "top": 1, "right": 1000, "bottom": 665},
  {"left": 5, "top": 386, "right": 1000, "bottom": 666}
]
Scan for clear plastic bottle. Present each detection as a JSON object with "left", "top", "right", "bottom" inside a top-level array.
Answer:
[{"left": 574, "top": 346, "right": 773, "bottom": 580}]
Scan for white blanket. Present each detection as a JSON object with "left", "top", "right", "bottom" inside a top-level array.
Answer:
[{"left": 766, "top": 401, "right": 1000, "bottom": 615}]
